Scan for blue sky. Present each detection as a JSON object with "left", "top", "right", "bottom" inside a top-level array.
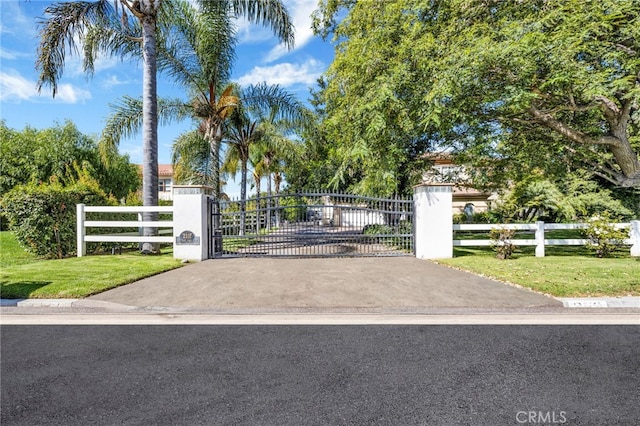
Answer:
[{"left": 0, "top": 0, "right": 334, "bottom": 195}]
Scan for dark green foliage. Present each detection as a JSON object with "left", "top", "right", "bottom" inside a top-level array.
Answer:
[
  {"left": 309, "top": 0, "right": 640, "bottom": 197},
  {"left": 1, "top": 179, "right": 113, "bottom": 259},
  {"left": 496, "top": 173, "right": 635, "bottom": 222},
  {"left": 279, "top": 196, "right": 308, "bottom": 222},
  {"left": 0, "top": 120, "right": 140, "bottom": 199},
  {"left": 453, "top": 211, "right": 503, "bottom": 224}
]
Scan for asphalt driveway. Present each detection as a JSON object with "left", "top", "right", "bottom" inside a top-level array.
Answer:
[{"left": 88, "top": 257, "right": 562, "bottom": 311}]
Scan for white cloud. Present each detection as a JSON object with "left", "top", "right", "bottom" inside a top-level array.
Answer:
[
  {"left": 236, "top": 59, "right": 324, "bottom": 87},
  {"left": 54, "top": 83, "right": 92, "bottom": 103},
  {"left": 66, "top": 48, "right": 126, "bottom": 78},
  {"left": 0, "top": 70, "right": 91, "bottom": 104},
  {"left": 265, "top": 0, "right": 318, "bottom": 61},
  {"left": 0, "top": 47, "right": 30, "bottom": 61},
  {"left": 0, "top": 71, "right": 38, "bottom": 101},
  {"left": 0, "top": 1, "right": 35, "bottom": 37},
  {"left": 101, "top": 74, "right": 133, "bottom": 90}
]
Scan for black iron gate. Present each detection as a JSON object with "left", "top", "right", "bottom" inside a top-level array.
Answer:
[{"left": 209, "top": 192, "right": 413, "bottom": 258}]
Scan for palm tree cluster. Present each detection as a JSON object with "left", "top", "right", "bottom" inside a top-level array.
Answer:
[{"left": 35, "top": 0, "right": 308, "bottom": 250}]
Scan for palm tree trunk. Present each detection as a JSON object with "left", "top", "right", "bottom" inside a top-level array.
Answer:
[
  {"left": 141, "top": 11, "right": 159, "bottom": 254},
  {"left": 210, "top": 124, "right": 223, "bottom": 199},
  {"left": 274, "top": 171, "right": 282, "bottom": 227},
  {"left": 266, "top": 171, "right": 272, "bottom": 231},
  {"left": 240, "top": 158, "right": 248, "bottom": 237},
  {"left": 254, "top": 174, "right": 262, "bottom": 233}
]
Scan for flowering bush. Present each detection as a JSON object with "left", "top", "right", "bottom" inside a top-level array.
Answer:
[{"left": 582, "top": 213, "right": 628, "bottom": 258}]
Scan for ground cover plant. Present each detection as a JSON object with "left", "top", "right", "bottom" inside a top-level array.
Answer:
[
  {"left": 0, "top": 231, "right": 183, "bottom": 299},
  {"left": 438, "top": 245, "right": 639, "bottom": 297}
]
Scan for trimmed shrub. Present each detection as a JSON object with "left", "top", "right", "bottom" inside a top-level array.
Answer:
[
  {"left": 582, "top": 213, "right": 628, "bottom": 258},
  {"left": 1, "top": 179, "right": 113, "bottom": 258}
]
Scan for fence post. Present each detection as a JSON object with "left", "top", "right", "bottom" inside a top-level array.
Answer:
[
  {"left": 76, "top": 203, "right": 86, "bottom": 257},
  {"left": 413, "top": 183, "right": 453, "bottom": 259},
  {"left": 630, "top": 220, "right": 640, "bottom": 257},
  {"left": 535, "top": 221, "right": 545, "bottom": 257}
]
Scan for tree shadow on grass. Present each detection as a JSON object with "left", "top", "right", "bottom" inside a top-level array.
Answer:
[{"left": 0, "top": 281, "right": 52, "bottom": 299}]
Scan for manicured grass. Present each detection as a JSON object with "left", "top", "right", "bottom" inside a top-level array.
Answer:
[
  {"left": 1, "top": 231, "right": 183, "bottom": 299},
  {"left": 437, "top": 246, "right": 640, "bottom": 297},
  {"left": 0, "top": 231, "right": 39, "bottom": 267}
]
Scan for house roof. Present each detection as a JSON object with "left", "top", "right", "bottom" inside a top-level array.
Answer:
[
  {"left": 136, "top": 164, "right": 174, "bottom": 177},
  {"left": 158, "top": 164, "right": 173, "bottom": 177}
]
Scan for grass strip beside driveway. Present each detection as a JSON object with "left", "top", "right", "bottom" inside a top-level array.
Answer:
[
  {"left": 438, "top": 248, "right": 640, "bottom": 297},
  {"left": 1, "top": 252, "right": 183, "bottom": 299}
]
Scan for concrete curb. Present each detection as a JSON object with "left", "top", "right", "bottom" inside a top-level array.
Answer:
[
  {"left": 2, "top": 297, "right": 640, "bottom": 310},
  {"left": 557, "top": 297, "right": 640, "bottom": 309},
  {"left": 0, "top": 298, "right": 137, "bottom": 310}
]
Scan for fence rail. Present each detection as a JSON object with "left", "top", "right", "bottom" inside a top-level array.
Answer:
[
  {"left": 77, "top": 204, "right": 174, "bottom": 257},
  {"left": 453, "top": 220, "right": 639, "bottom": 257}
]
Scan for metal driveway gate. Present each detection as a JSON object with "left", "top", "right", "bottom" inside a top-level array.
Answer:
[{"left": 209, "top": 192, "right": 413, "bottom": 258}]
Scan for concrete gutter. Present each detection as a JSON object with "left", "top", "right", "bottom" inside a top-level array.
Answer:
[{"left": 3, "top": 296, "right": 640, "bottom": 309}]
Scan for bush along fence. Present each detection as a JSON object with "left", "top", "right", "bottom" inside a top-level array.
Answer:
[
  {"left": 76, "top": 204, "right": 174, "bottom": 257},
  {"left": 453, "top": 221, "right": 640, "bottom": 257}
]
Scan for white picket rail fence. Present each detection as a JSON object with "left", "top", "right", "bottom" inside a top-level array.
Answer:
[
  {"left": 453, "top": 220, "right": 640, "bottom": 257},
  {"left": 77, "top": 204, "right": 174, "bottom": 257}
]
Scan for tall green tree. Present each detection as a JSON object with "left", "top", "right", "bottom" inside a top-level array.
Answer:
[
  {"left": 0, "top": 121, "right": 139, "bottom": 199},
  {"left": 313, "top": 0, "right": 640, "bottom": 194}
]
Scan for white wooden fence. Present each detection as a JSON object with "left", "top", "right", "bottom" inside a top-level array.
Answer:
[
  {"left": 76, "top": 204, "right": 174, "bottom": 257},
  {"left": 453, "top": 220, "right": 640, "bottom": 257}
]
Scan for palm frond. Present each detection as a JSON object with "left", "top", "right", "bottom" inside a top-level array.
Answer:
[
  {"left": 172, "top": 130, "right": 214, "bottom": 186},
  {"left": 36, "top": 0, "right": 134, "bottom": 96},
  {"left": 100, "top": 95, "right": 192, "bottom": 159},
  {"left": 218, "top": 0, "right": 295, "bottom": 50}
]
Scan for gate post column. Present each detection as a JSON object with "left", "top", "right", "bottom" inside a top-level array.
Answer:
[
  {"left": 413, "top": 183, "right": 453, "bottom": 259},
  {"left": 173, "top": 185, "right": 213, "bottom": 261}
]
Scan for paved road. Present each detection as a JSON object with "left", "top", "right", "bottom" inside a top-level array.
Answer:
[{"left": 2, "top": 325, "right": 639, "bottom": 425}]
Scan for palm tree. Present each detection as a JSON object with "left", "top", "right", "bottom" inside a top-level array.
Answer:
[
  {"left": 220, "top": 83, "right": 309, "bottom": 234},
  {"left": 101, "top": 0, "right": 294, "bottom": 200},
  {"left": 36, "top": 0, "right": 173, "bottom": 253},
  {"left": 254, "top": 111, "right": 308, "bottom": 228}
]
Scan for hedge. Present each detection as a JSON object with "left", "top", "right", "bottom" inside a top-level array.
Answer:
[{"left": 1, "top": 180, "right": 113, "bottom": 259}]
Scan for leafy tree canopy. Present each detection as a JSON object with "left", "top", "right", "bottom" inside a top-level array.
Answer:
[
  {"left": 312, "top": 0, "right": 640, "bottom": 195},
  {"left": 0, "top": 120, "right": 139, "bottom": 199}
]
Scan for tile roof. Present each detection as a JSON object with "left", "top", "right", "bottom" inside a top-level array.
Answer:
[{"left": 136, "top": 164, "right": 174, "bottom": 176}]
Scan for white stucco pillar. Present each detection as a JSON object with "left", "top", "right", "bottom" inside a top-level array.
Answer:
[
  {"left": 172, "top": 185, "right": 213, "bottom": 261},
  {"left": 630, "top": 220, "right": 640, "bottom": 257},
  {"left": 413, "top": 183, "right": 453, "bottom": 259}
]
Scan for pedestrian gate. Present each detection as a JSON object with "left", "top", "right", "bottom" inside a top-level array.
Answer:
[{"left": 208, "top": 192, "right": 413, "bottom": 258}]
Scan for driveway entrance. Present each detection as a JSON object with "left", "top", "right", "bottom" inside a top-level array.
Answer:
[{"left": 89, "top": 257, "right": 562, "bottom": 310}]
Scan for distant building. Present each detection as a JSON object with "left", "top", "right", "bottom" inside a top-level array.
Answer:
[
  {"left": 158, "top": 164, "right": 174, "bottom": 201},
  {"left": 137, "top": 164, "right": 175, "bottom": 201},
  {"left": 422, "top": 154, "right": 497, "bottom": 215}
]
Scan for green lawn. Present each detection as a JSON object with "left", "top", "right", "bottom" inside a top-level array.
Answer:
[
  {"left": 1, "top": 231, "right": 183, "bottom": 299},
  {"left": 438, "top": 246, "right": 640, "bottom": 297},
  {"left": 2, "top": 231, "right": 638, "bottom": 299}
]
